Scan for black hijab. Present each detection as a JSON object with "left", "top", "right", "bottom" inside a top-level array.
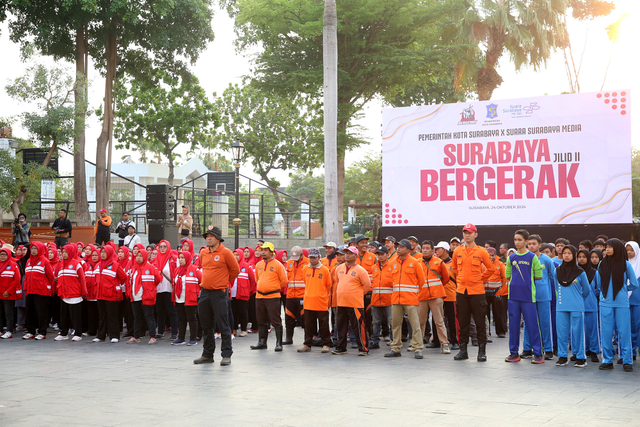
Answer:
[
  {"left": 18, "top": 243, "right": 30, "bottom": 276},
  {"left": 556, "top": 245, "right": 583, "bottom": 287},
  {"left": 578, "top": 249, "right": 596, "bottom": 283},
  {"left": 590, "top": 249, "right": 603, "bottom": 270},
  {"left": 598, "top": 238, "right": 627, "bottom": 299}
]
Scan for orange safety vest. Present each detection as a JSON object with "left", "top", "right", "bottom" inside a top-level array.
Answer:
[
  {"left": 371, "top": 261, "right": 393, "bottom": 307},
  {"left": 441, "top": 258, "right": 457, "bottom": 302},
  {"left": 419, "top": 256, "right": 449, "bottom": 301},
  {"left": 485, "top": 258, "right": 506, "bottom": 292},
  {"left": 390, "top": 256, "right": 425, "bottom": 306},
  {"left": 285, "top": 257, "right": 308, "bottom": 299}
]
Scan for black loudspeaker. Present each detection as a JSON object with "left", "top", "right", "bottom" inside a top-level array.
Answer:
[
  {"left": 146, "top": 192, "right": 175, "bottom": 203},
  {"left": 147, "top": 184, "right": 173, "bottom": 194},
  {"left": 147, "top": 210, "right": 175, "bottom": 220},
  {"left": 148, "top": 220, "right": 179, "bottom": 248},
  {"left": 147, "top": 201, "right": 175, "bottom": 211}
]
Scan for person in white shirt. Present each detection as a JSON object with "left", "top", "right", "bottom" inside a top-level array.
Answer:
[{"left": 123, "top": 225, "right": 141, "bottom": 249}]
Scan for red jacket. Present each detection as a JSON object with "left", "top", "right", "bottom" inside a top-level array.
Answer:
[
  {"left": 232, "top": 249, "right": 256, "bottom": 301},
  {"left": 24, "top": 242, "right": 55, "bottom": 296},
  {"left": 95, "top": 246, "right": 127, "bottom": 301},
  {"left": 172, "top": 264, "right": 201, "bottom": 306},
  {"left": 56, "top": 245, "right": 88, "bottom": 299},
  {"left": 0, "top": 248, "right": 22, "bottom": 301},
  {"left": 128, "top": 250, "right": 163, "bottom": 305}
]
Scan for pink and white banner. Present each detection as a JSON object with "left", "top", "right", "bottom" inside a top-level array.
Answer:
[{"left": 382, "top": 91, "right": 632, "bottom": 226}]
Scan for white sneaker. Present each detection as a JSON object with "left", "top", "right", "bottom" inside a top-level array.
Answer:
[
  {"left": 54, "top": 335, "right": 69, "bottom": 341},
  {"left": 35, "top": 334, "right": 46, "bottom": 340},
  {"left": 110, "top": 338, "right": 119, "bottom": 343},
  {"left": 231, "top": 334, "right": 235, "bottom": 340},
  {"left": 92, "top": 338, "right": 103, "bottom": 342},
  {"left": 72, "top": 336, "right": 82, "bottom": 342},
  {"left": 442, "top": 343, "right": 451, "bottom": 354},
  {"left": 82, "top": 332, "right": 89, "bottom": 337},
  {"left": 22, "top": 333, "right": 34, "bottom": 339},
  {"left": 1, "top": 332, "right": 12, "bottom": 339},
  {"left": 52, "top": 323, "right": 59, "bottom": 331},
  {"left": 214, "top": 333, "right": 221, "bottom": 340}
]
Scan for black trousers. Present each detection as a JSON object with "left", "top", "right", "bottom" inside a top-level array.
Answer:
[
  {"left": 456, "top": 292, "right": 487, "bottom": 347},
  {"left": 284, "top": 297, "right": 303, "bottom": 335},
  {"left": 486, "top": 293, "right": 506, "bottom": 335},
  {"left": 336, "top": 307, "right": 367, "bottom": 352},
  {"left": 364, "top": 292, "right": 372, "bottom": 337},
  {"left": 96, "top": 233, "right": 110, "bottom": 246},
  {"left": 49, "top": 295, "right": 61, "bottom": 326},
  {"left": 59, "top": 300, "right": 82, "bottom": 336},
  {"left": 257, "top": 298, "right": 282, "bottom": 327},
  {"left": 122, "top": 296, "right": 135, "bottom": 334},
  {"left": 97, "top": 300, "right": 120, "bottom": 340},
  {"left": 231, "top": 298, "right": 248, "bottom": 332},
  {"left": 199, "top": 288, "right": 233, "bottom": 359},
  {"left": 304, "top": 309, "right": 330, "bottom": 347},
  {"left": 443, "top": 300, "right": 458, "bottom": 345},
  {"left": 156, "top": 292, "right": 178, "bottom": 337},
  {"left": 54, "top": 237, "right": 68, "bottom": 249},
  {"left": 248, "top": 294, "right": 258, "bottom": 330},
  {"left": 1, "top": 300, "right": 15, "bottom": 333},
  {"left": 84, "top": 300, "right": 99, "bottom": 335},
  {"left": 176, "top": 303, "right": 198, "bottom": 341},
  {"left": 26, "top": 294, "right": 49, "bottom": 336},
  {"left": 131, "top": 301, "right": 156, "bottom": 339}
]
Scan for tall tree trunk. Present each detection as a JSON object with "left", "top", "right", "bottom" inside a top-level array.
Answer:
[
  {"left": 96, "top": 29, "right": 117, "bottom": 212},
  {"left": 74, "top": 26, "right": 91, "bottom": 226},
  {"left": 167, "top": 146, "right": 175, "bottom": 188},
  {"left": 323, "top": 0, "right": 341, "bottom": 244},
  {"left": 337, "top": 119, "right": 348, "bottom": 238},
  {"left": 42, "top": 141, "right": 57, "bottom": 167}
]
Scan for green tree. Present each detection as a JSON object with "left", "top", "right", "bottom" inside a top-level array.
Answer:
[
  {"left": 211, "top": 83, "right": 323, "bottom": 237},
  {"left": 200, "top": 150, "right": 234, "bottom": 172},
  {"left": 343, "top": 152, "right": 382, "bottom": 216},
  {"left": 287, "top": 172, "right": 325, "bottom": 204},
  {"left": 458, "top": 0, "right": 569, "bottom": 100},
  {"left": 114, "top": 70, "right": 218, "bottom": 187},
  {"left": 5, "top": 64, "right": 75, "bottom": 166},
  {"left": 225, "top": 0, "right": 469, "bottom": 227}
]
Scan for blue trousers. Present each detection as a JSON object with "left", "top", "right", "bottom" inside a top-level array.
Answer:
[
  {"left": 584, "top": 311, "right": 601, "bottom": 354},
  {"left": 522, "top": 301, "right": 553, "bottom": 352},
  {"left": 630, "top": 305, "right": 640, "bottom": 357},
  {"left": 556, "top": 311, "right": 585, "bottom": 359},
  {"left": 600, "top": 306, "right": 632, "bottom": 364},
  {"left": 551, "top": 290, "right": 557, "bottom": 348},
  {"left": 508, "top": 299, "right": 541, "bottom": 355}
]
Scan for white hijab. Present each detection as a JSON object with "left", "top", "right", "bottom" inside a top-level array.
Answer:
[{"left": 625, "top": 241, "right": 640, "bottom": 280}]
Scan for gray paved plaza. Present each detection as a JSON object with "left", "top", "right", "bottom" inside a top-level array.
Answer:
[{"left": 1, "top": 327, "right": 639, "bottom": 426}]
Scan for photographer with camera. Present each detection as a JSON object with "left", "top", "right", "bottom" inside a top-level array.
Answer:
[
  {"left": 116, "top": 212, "right": 133, "bottom": 247},
  {"left": 52, "top": 209, "right": 73, "bottom": 249},
  {"left": 11, "top": 213, "right": 30, "bottom": 246}
]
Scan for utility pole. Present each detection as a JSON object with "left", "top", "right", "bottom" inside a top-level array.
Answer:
[{"left": 323, "top": 0, "right": 341, "bottom": 244}]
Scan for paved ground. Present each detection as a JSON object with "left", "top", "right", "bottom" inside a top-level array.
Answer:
[{"left": 1, "top": 326, "right": 639, "bottom": 427}]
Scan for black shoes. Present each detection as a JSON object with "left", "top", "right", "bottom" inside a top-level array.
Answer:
[
  {"left": 477, "top": 345, "right": 487, "bottom": 362},
  {"left": 599, "top": 363, "right": 614, "bottom": 370},
  {"left": 454, "top": 344, "right": 469, "bottom": 360},
  {"left": 274, "top": 326, "right": 283, "bottom": 352},
  {"left": 544, "top": 351, "right": 554, "bottom": 360},
  {"left": 424, "top": 342, "right": 438, "bottom": 348},
  {"left": 555, "top": 357, "right": 568, "bottom": 366},
  {"left": 520, "top": 350, "right": 533, "bottom": 359},
  {"left": 570, "top": 355, "right": 577, "bottom": 362},
  {"left": 384, "top": 350, "right": 401, "bottom": 357},
  {"left": 220, "top": 357, "right": 231, "bottom": 366},
  {"left": 471, "top": 339, "right": 478, "bottom": 346},
  {"left": 369, "top": 343, "right": 380, "bottom": 349},
  {"left": 590, "top": 353, "right": 600, "bottom": 363},
  {"left": 193, "top": 356, "right": 214, "bottom": 364},
  {"left": 497, "top": 333, "right": 505, "bottom": 338},
  {"left": 250, "top": 325, "right": 268, "bottom": 350},
  {"left": 574, "top": 359, "right": 586, "bottom": 368},
  {"left": 623, "top": 364, "right": 633, "bottom": 372}
]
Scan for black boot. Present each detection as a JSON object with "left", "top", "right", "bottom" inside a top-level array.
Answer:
[
  {"left": 477, "top": 344, "right": 487, "bottom": 362},
  {"left": 250, "top": 325, "right": 268, "bottom": 350},
  {"left": 275, "top": 326, "right": 283, "bottom": 352},
  {"left": 282, "top": 328, "right": 293, "bottom": 345},
  {"left": 454, "top": 343, "right": 469, "bottom": 360}
]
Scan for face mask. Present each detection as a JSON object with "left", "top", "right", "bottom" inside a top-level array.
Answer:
[{"left": 19, "top": 218, "right": 25, "bottom": 222}]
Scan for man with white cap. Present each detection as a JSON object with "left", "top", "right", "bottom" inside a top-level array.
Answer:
[
  {"left": 435, "top": 241, "right": 459, "bottom": 350},
  {"left": 298, "top": 248, "right": 332, "bottom": 353},
  {"left": 283, "top": 246, "right": 308, "bottom": 345},
  {"left": 322, "top": 242, "right": 339, "bottom": 270}
]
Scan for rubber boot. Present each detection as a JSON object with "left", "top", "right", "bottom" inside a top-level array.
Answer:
[
  {"left": 275, "top": 326, "right": 283, "bottom": 352},
  {"left": 250, "top": 325, "right": 268, "bottom": 350},
  {"left": 477, "top": 344, "right": 487, "bottom": 362},
  {"left": 282, "top": 328, "right": 293, "bottom": 345},
  {"left": 454, "top": 343, "right": 469, "bottom": 360}
]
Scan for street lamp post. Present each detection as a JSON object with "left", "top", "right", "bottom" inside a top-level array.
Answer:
[{"left": 231, "top": 138, "right": 244, "bottom": 249}]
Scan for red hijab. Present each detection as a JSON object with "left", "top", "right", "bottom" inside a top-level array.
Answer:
[
  {"left": 16, "top": 245, "right": 25, "bottom": 260},
  {"left": 132, "top": 249, "right": 153, "bottom": 295},
  {"left": 252, "top": 244, "right": 263, "bottom": 265},
  {"left": 85, "top": 245, "right": 98, "bottom": 268},
  {"left": 48, "top": 242, "right": 60, "bottom": 263},
  {"left": 118, "top": 246, "right": 131, "bottom": 271},
  {"left": 153, "top": 240, "right": 172, "bottom": 270},
  {"left": 62, "top": 243, "right": 80, "bottom": 262},
  {"left": 181, "top": 239, "right": 195, "bottom": 258},
  {"left": 176, "top": 251, "right": 193, "bottom": 278},
  {"left": 235, "top": 248, "right": 249, "bottom": 270},
  {"left": 100, "top": 246, "right": 118, "bottom": 270},
  {"left": 28, "top": 242, "right": 49, "bottom": 266},
  {"left": 0, "top": 247, "right": 17, "bottom": 272}
]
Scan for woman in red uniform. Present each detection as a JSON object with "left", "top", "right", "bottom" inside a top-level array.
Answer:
[
  {"left": 0, "top": 247, "right": 22, "bottom": 338},
  {"left": 82, "top": 245, "right": 100, "bottom": 336},
  {"left": 93, "top": 246, "right": 127, "bottom": 343},
  {"left": 54, "top": 244, "right": 87, "bottom": 341},
  {"left": 172, "top": 251, "right": 202, "bottom": 345},
  {"left": 23, "top": 242, "right": 54, "bottom": 340},
  {"left": 127, "top": 249, "right": 162, "bottom": 344}
]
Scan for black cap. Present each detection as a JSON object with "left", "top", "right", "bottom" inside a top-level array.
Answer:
[
  {"left": 376, "top": 246, "right": 389, "bottom": 254},
  {"left": 398, "top": 239, "right": 412, "bottom": 250},
  {"left": 407, "top": 236, "right": 419, "bottom": 243},
  {"left": 336, "top": 248, "right": 346, "bottom": 255},
  {"left": 368, "top": 241, "right": 378, "bottom": 247},
  {"left": 383, "top": 236, "right": 396, "bottom": 243},
  {"left": 355, "top": 235, "right": 369, "bottom": 244},
  {"left": 202, "top": 225, "right": 224, "bottom": 242}
]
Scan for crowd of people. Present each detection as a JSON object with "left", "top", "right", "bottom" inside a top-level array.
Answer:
[{"left": 1, "top": 220, "right": 639, "bottom": 371}]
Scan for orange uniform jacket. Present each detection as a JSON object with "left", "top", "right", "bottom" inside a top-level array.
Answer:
[
  {"left": 485, "top": 258, "right": 507, "bottom": 293},
  {"left": 388, "top": 251, "right": 398, "bottom": 264},
  {"left": 303, "top": 264, "right": 332, "bottom": 311},
  {"left": 200, "top": 244, "right": 240, "bottom": 291},
  {"left": 442, "top": 259, "right": 457, "bottom": 302},
  {"left": 255, "top": 258, "right": 288, "bottom": 299},
  {"left": 419, "top": 256, "right": 449, "bottom": 301},
  {"left": 335, "top": 264, "right": 371, "bottom": 308},
  {"left": 452, "top": 244, "right": 495, "bottom": 295},
  {"left": 390, "top": 256, "right": 425, "bottom": 306},
  {"left": 330, "top": 262, "right": 343, "bottom": 308},
  {"left": 356, "top": 251, "right": 378, "bottom": 290},
  {"left": 286, "top": 257, "right": 309, "bottom": 299},
  {"left": 371, "top": 261, "right": 393, "bottom": 307},
  {"left": 321, "top": 257, "right": 339, "bottom": 270}
]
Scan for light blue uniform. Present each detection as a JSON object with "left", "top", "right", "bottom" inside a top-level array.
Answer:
[
  {"left": 523, "top": 253, "right": 555, "bottom": 353},
  {"left": 594, "top": 262, "right": 639, "bottom": 365},
  {"left": 583, "top": 271, "right": 601, "bottom": 355},
  {"left": 556, "top": 271, "right": 590, "bottom": 359}
]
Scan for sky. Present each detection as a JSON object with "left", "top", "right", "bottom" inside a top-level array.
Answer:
[{"left": 0, "top": 1, "right": 638, "bottom": 190}]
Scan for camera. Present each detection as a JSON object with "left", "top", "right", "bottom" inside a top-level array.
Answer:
[{"left": 14, "top": 218, "right": 20, "bottom": 225}]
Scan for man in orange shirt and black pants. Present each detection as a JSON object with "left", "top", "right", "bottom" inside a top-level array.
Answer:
[
  {"left": 251, "top": 242, "right": 288, "bottom": 352},
  {"left": 452, "top": 223, "right": 495, "bottom": 362},
  {"left": 283, "top": 246, "right": 308, "bottom": 345},
  {"left": 332, "top": 247, "right": 371, "bottom": 356},
  {"left": 485, "top": 247, "right": 507, "bottom": 339},
  {"left": 298, "top": 248, "right": 332, "bottom": 353},
  {"left": 355, "top": 235, "right": 378, "bottom": 347},
  {"left": 194, "top": 226, "right": 240, "bottom": 366}
]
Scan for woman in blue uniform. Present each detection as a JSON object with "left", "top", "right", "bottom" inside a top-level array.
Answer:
[
  {"left": 594, "top": 239, "right": 638, "bottom": 372},
  {"left": 624, "top": 241, "right": 640, "bottom": 361},
  {"left": 555, "top": 245, "right": 591, "bottom": 367},
  {"left": 577, "top": 249, "right": 600, "bottom": 363}
]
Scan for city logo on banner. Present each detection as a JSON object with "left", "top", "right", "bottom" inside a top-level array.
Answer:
[
  {"left": 458, "top": 105, "right": 477, "bottom": 125},
  {"left": 486, "top": 103, "right": 498, "bottom": 119}
]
